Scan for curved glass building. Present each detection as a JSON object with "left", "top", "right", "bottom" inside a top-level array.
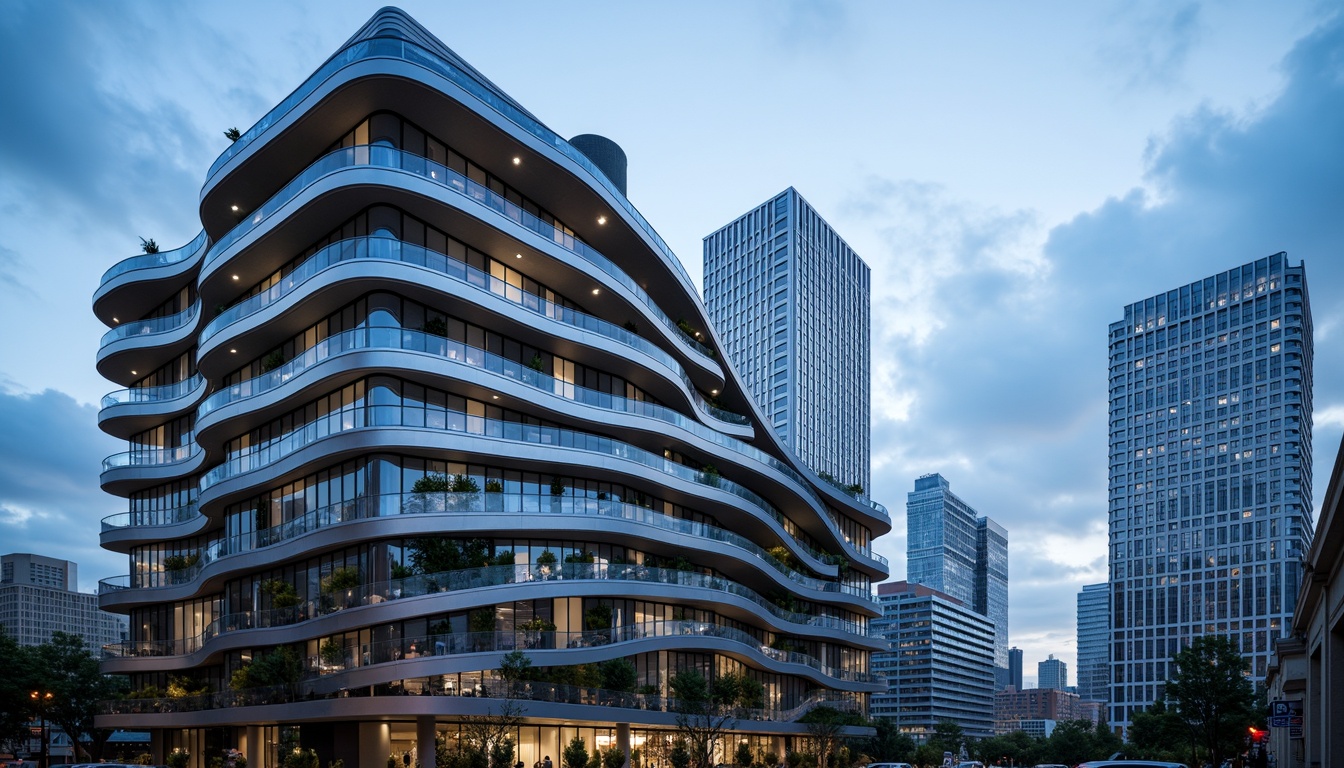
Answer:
[{"left": 93, "top": 8, "right": 889, "bottom": 768}]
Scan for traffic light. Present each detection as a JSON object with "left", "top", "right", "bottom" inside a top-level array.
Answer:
[{"left": 1248, "top": 726, "right": 1267, "bottom": 744}]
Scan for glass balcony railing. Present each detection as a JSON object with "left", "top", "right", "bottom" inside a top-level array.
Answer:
[
  {"left": 101, "top": 504, "right": 200, "bottom": 533},
  {"left": 93, "top": 491, "right": 876, "bottom": 601},
  {"left": 101, "top": 375, "right": 205, "bottom": 411},
  {"left": 101, "top": 562, "right": 871, "bottom": 661},
  {"left": 198, "top": 391, "right": 880, "bottom": 565},
  {"left": 101, "top": 675, "right": 864, "bottom": 721},
  {"left": 200, "top": 325, "right": 850, "bottom": 529},
  {"left": 105, "top": 617, "right": 874, "bottom": 687},
  {"left": 98, "top": 230, "right": 209, "bottom": 287},
  {"left": 201, "top": 237, "right": 743, "bottom": 426},
  {"left": 204, "top": 144, "right": 716, "bottom": 364},
  {"left": 204, "top": 36, "right": 697, "bottom": 291},
  {"left": 101, "top": 442, "right": 199, "bottom": 473},
  {"left": 100, "top": 304, "right": 198, "bottom": 347}
]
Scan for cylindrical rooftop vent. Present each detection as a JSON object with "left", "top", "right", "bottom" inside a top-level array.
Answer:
[{"left": 569, "top": 134, "right": 627, "bottom": 197}]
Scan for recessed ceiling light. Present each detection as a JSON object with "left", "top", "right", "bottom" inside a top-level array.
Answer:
[
  {"left": 711, "top": 389, "right": 719, "bottom": 395},
  {"left": 591, "top": 288, "right": 600, "bottom": 295},
  {"left": 515, "top": 253, "right": 523, "bottom": 259},
  {"left": 597, "top": 216, "right": 607, "bottom": 225},
  {"left": 230, "top": 349, "right": 237, "bottom": 353},
  {"left": 231, "top": 205, "right": 239, "bottom": 212},
  {"left": 491, "top": 395, "right": 499, "bottom": 400},
  {"left": 112, "top": 317, "right": 119, "bottom": 323},
  {"left": 130, "top": 370, "right": 138, "bottom": 376},
  {"left": 232, "top": 275, "right": 239, "bottom": 281},
  {"left": 512, "top": 157, "right": 521, "bottom": 165}
]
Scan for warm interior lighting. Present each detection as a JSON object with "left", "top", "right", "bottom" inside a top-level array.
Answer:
[
  {"left": 512, "top": 157, "right": 521, "bottom": 165},
  {"left": 515, "top": 253, "right": 522, "bottom": 259},
  {"left": 591, "top": 288, "right": 600, "bottom": 295},
  {"left": 230, "top": 349, "right": 237, "bottom": 353},
  {"left": 491, "top": 395, "right": 499, "bottom": 400},
  {"left": 130, "top": 370, "right": 138, "bottom": 376},
  {"left": 231, "top": 205, "right": 239, "bottom": 211},
  {"left": 711, "top": 389, "right": 719, "bottom": 395},
  {"left": 597, "top": 215, "right": 607, "bottom": 225},
  {"left": 232, "top": 275, "right": 240, "bottom": 281},
  {"left": 112, "top": 317, "right": 119, "bottom": 323}
]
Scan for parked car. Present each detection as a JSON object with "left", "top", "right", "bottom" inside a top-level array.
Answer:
[
  {"left": 1076, "top": 761, "right": 1188, "bottom": 768},
  {"left": 866, "top": 763, "right": 914, "bottom": 768}
]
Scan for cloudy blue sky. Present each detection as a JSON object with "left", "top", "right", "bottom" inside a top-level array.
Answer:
[{"left": 2, "top": 0, "right": 1341, "bottom": 685}]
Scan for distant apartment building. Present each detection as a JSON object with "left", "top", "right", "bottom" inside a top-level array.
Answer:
[
  {"left": 0, "top": 553, "right": 126, "bottom": 649},
  {"left": 1076, "top": 583, "right": 1110, "bottom": 703},
  {"left": 906, "top": 473, "right": 1009, "bottom": 687},
  {"left": 704, "top": 187, "right": 871, "bottom": 491},
  {"left": 1107, "top": 253, "right": 1312, "bottom": 729},
  {"left": 994, "top": 686, "right": 1083, "bottom": 735},
  {"left": 872, "top": 580, "right": 996, "bottom": 741}
]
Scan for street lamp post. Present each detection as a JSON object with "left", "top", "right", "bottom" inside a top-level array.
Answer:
[{"left": 30, "top": 690, "right": 53, "bottom": 768}]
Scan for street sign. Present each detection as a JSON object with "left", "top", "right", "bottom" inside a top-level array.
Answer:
[{"left": 1270, "top": 699, "right": 1302, "bottom": 727}]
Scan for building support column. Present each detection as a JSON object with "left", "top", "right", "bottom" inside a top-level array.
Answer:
[
  {"left": 418, "top": 716, "right": 438, "bottom": 768},
  {"left": 770, "top": 737, "right": 786, "bottom": 767},
  {"left": 360, "top": 722, "right": 392, "bottom": 768},
  {"left": 245, "top": 725, "right": 263, "bottom": 768},
  {"left": 150, "top": 730, "right": 165, "bottom": 765},
  {"left": 616, "top": 723, "right": 631, "bottom": 768}
]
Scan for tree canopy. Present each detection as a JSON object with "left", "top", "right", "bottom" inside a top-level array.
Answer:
[{"left": 1164, "top": 635, "right": 1259, "bottom": 768}]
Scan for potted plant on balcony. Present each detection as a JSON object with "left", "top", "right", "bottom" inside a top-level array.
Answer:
[
  {"left": 319, "top": 637, "right": 345, "bottom": 671},
  {"left": 167, "top": 749, "right": 190, "bottom": 768},
  {"left": 320, "top": 566, "right": 361, "bottom": 610},
  {"left": 162, "top": 553, "right": 200, "bottom": 585},
  {"left": 536, "top": 550, "right": 557, "bottom": 580},
  {"left": 484, "top": 478, "right": 504, "bottom": 511}
]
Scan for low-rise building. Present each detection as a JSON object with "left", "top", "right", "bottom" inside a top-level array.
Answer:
[
  {"left": 1266, "top": 433, "right": 1344, "bottom": 768},
  {"left": 994, "top": 686, "right": 1083, "bottom": 735}
]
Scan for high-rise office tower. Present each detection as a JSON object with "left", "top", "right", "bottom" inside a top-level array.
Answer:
[
  {"left": 92, "top": 9, "right": 891, "bottom": 766},
  {"left": 0, "top": 553, "right": 126, "bottom": 650},
  {"left": 1008, "top": 647, "right": 1024, "bottom": 690},
  {"left": 703, "top": 188, "right": 871, "bottom": 492},
  {"left": 1106, "top": 253, "right": 1312, "bottom": 730},
  {"left": 1076, "top": 583, "right": 1109, "bottom": 704},
  {"left": 1038, "top": 655, "right": 1067, "bottom": 691},
  {"left": 906, "top": 474, "right": 1010, "bottom": 687},
  {"left": 871, "top": 581, "right": 996, "bottom": 741}
]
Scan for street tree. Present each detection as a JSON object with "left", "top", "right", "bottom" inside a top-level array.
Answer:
[
  {"left": 29, "top": 631, "right": 129, "bottom": 761},
  {"left": 1165, "top": 635, "right": 1257, "bottom": 768},
  {"left": 669, "top": 670, "right": 764, "bottom": 768}
]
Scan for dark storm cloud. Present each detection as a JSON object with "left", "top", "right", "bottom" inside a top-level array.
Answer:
[{"left": 0, "top": 388, "right": 124, "bottom": 588}]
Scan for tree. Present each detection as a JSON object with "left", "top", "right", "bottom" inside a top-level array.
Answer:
[
  {"left": 599, "top": 658, "right": 638, "bottom": 693},
  {"left": 928, "top": 720, "right": 965, "bottom": 760},
  {"left": 563, "top": 736, "right": 590, "bottom": 768},
  {"left": 1165, "top": 635, "right": 1257, "bottom": 768},
  {"left": 1127, "top": 700, "right": 1190, "bottom": 763},
  {"left": 669, "top": 670, "right": 764, "bottom": 768},
  {"left": 0, "top": 628, "right": 35, "bottom": 748},
  {"left": 1040, "top": 720, "right": 1099, "bottom": 766},
  {"left": 798, "top": 707, "right": 852, "bottom": 768},
  {"left": 860, "top": 717, "right": 915, "bottom": 763},
  {"left": 29, "top": 631, "right": 129, "bottom": 761}
]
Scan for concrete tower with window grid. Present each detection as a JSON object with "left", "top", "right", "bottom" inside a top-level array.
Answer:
[
  {"left": 703, "top": 188, "right": 871, "bottom": 493},
  {"left": 1105, "top": 252, "right": 1312, "bottom": 732}
]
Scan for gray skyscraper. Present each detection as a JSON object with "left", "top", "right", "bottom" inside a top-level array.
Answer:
[
  {"left": 1038, "top": 655, "right": 1067, "bottom": 691},
  {"left": 704, "top": 188, "right": 871, "bottom": 491},
  {"left": 1008, "top": 647, "right": 1024, "bottom": 690},
  {"left": 1106, "top": 253, "right": 1312, "bottom": 730},
  {"left": 907, "top": 473, "right": 1010, "bottom": 687},
  {"left": 1076, "top": 583, "right": 1110, "bottom": 703}
]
